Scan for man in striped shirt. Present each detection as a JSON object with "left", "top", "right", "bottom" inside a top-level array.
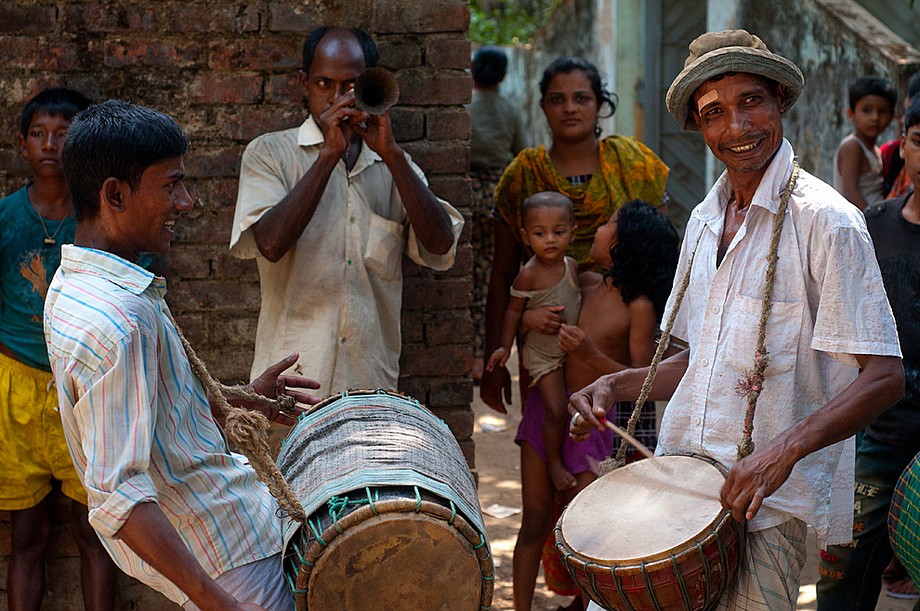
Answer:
[{"left": 44, "top": 100, "right": 320, "bottom": 610}]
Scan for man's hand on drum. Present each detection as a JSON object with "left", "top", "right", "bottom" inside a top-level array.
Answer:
[
  {"left": 720, "top": 439, "right": 796, "bottom": 523},
  {"left": 246, "top": 353, "right": 322, "bottom": 426},
  {"left": 567, "top": 376, "right": 615, "bottom": 440}
]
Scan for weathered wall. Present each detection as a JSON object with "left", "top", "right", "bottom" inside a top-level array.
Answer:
[
  {"left": 0, "top": 1, "right": 472, "bottom": 608},
  {"left": 742, "top": 0, "right": 920, "bottom": 183}
]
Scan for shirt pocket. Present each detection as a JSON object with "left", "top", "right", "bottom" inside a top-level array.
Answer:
[
  {"left": 363, "top": 212, "right": 404, "bottom": 280},
  {"left": 722, "top": 294, "right": 804, "bottom": 376}
]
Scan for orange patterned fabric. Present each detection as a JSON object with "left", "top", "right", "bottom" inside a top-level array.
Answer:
[{"left": 494, "top": 136, "right": 669, "bottom": 267}]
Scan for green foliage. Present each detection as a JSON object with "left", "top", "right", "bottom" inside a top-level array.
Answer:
[{"left": 468, "top": 0, "right": 557, "bottom": 45}]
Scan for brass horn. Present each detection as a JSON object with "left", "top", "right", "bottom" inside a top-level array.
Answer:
[{"left": 354, "top": 67, "right": 400, "bottom": 115}]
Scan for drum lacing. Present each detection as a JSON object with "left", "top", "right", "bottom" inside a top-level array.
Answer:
[
  {"left": 607, "top": 161, "right": 800, "bottom": 469},
  {"left": 325, "top": 488, "right": 382, "bottom": 533}
]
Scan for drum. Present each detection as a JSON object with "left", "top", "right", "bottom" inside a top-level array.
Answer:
[
  {"left": 554, "top": 454, "right": 744, "bottom": 611},
  {"left": 276, "top": 390, "right": 494, "bottom": 610},
  {"left": 889, "top": 450, "right": 920, "bottom": 585}
]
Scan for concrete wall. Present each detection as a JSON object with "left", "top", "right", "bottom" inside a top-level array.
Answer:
[
  {"left": 0, "top": 1, "right": 472, "bottom": 608},
  {"left": 742, "top": 0, "right": 920, "bottom": 184}
]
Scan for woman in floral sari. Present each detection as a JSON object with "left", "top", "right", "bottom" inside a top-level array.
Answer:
[{"left": 479, "top": 56, "right": 669, "bottom": 610}]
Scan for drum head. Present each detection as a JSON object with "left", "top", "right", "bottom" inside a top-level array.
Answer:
[
  {"left": 560, "top": 455, "right": 726, "bottom": 563},
  {"left": 306, "top": 512, "right": 483, "bottom": 610}
]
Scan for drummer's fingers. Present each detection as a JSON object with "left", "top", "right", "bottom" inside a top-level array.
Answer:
[
  {"left": 283, "top": 389, "right": 321, "bottom": 406},
  {"left": 745, "top": 491, "right": 765, "bottom": 521}
]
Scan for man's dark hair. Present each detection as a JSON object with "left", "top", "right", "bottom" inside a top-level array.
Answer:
[
  {"left": 62, "top": 100, "right": 190, "bottom": 221},
  {"left": 302, "top": 26, "right": 379, "bottom": 73},
  {"left": 848, "top": 76, "right": 897, "bottom": 111},
  {"left": 539, "top": 56, "right": 618, "bottom": 120},
  {"left": 472, "top": 46, "right": 508, "bottom": 88},
  {"left": 604, "top": 200, "right": 679, "bottom": 322},
  {"left": 19, "top": 88, "right": 91, "bottom": 137},
  {"left": 904, "top": 95, "right": 920, "bottom": 132}
]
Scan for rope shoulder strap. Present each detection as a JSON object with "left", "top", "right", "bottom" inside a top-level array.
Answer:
[
  {"left": 607, "top": 160, "right": 800, "bottom": 471},
  {"left": 167, "top": 311, "right": 308, "bottom": 525}
]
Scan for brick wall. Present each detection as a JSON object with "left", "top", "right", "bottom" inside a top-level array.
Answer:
[{"left": 0, "top": 1, "right": 472, "bottom": 608}]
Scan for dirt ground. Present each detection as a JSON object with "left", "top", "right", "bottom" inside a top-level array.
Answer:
[{"left": 471, "top": 361, "right": 916, "bottom": 611}]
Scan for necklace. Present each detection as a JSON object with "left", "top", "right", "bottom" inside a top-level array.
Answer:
[{"left": 27, "top": 196, "right": 70, "bottom": 246}]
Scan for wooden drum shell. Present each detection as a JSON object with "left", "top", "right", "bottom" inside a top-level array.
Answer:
[{"left": 554, "top": 454, "right": 744, "bottom": 611}]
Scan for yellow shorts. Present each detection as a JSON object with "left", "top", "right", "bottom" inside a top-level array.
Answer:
[{"left": 0, "top": 351, "right": 86, "bottom": 510}]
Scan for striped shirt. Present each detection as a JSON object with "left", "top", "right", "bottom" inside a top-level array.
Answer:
[{"left": 44, "top": 245, "right": 282, "bottom": 605}]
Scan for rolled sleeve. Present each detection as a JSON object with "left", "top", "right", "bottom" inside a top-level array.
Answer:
[
  {"left": 74, "top": 328, "right": 161, "bottom": 539},
  {"left": 229, "top": 137, "right": 290, "bottom": 259},
  {"left": 406, "top": 198, "right": 464, "bottom": 271}
]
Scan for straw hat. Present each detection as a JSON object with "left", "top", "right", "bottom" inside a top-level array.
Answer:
[{"left": 666, "top": 29, "right": 805, "bottom": 131}]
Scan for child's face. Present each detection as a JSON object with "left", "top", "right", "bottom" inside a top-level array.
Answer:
[
  {"left": 900, "top": 123, "right": 920, "bottom": 190},
  {"left": 18, "top": 112, "right": 72, "bottom": 180},
  {"left": 590, "top": 211, "right": 618, "bottom": 266},
  {"left": 519, "top": 206, "right": 574, "bottom": 263},
  {"left": 848, "top": 95, "right": 894, "bottom": 142}
]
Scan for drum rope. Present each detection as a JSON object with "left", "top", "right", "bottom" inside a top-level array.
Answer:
[
  {"left": 606, "top": 161, "right": 799, "bottom": 471},
  {"left": 166, "top": 311, "right": 309, "bottom": 524}
]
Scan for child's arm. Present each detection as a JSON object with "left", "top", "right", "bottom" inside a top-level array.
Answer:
[
  {"left": 486, "top": 293, "right": 528, "bottom": 371},
  {"left": 836, "top": 139, "right": 871, "bottom": 210},
  {"left": 626, "top": 297, "right": 659, "bottom": 368}
]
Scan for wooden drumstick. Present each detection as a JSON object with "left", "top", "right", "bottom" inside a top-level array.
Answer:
[{"left": 601, "top": 418, "right": 656, "bottom": 461}]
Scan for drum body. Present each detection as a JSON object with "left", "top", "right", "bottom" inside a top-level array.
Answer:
[
  {"left": 276, "top": 390, "right": 493, "bottom": 610},
  {"left": 555, "top": 454, "right": 744, "bottom": 611},
  {"left": 889, "top": 450, "right": 920, "bottom": 586}
]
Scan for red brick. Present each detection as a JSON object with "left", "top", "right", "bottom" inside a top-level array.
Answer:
[
  {"left": 427, "top": 108, "right": 471, "bottom": 141},
  {"left": 402, "top": 277, "right": 470, "bottom": 310},
  {"left": 62, "top": 4, "right": 157, "bottom": 32},
  {"left": 402, "top": 141, "right": 469, "bottom": 175},
  {"left": 398, "top": 71, "right": 471, "bottom": 106},
  {"left": 401, "top": 309, "right": 425, "bottom": 343},
  {"left": 430, "top": 378, "right": 474, "bottom": 407},
  {"left": 189, "top": 73, "right": 263, "bottom": 104},
  {"left": 428, "top": 175, "right": 472, "bottom": 209},
  {"left": 400, "top": 343, "right": 470, "bottom": 376},
  {"left": 166, "top": 244, "right": 218, "bottom": 279},
  {"left": 196, "top": 343, "right": 255, "bottom": 383},
  {"left": 215, "top": 106, "right": 304, "bottom": 142},
  {"left": 432, "top": 405, "right": 474, "bottom": 439},
  {"left": 426, "top": 38, "right": 471, "bottom": 70},
  {"left": 185, "top": 177, "right": 241, "bottom": 210},
  {"left": 266, "top": 3, "right": 312, "bottom": 32},
  {"left": 375, "top": 0, "right": 469, "bottom": 34},
  {"left": 0, "top": 4, "right": 56, "bottom": 33},
  {"left": 174, "top": 206, "right": 238, "bottom": 244},
  {"left": 185, "top": 145, "right": 245, "bottom": 178},
  {"left": 397, "top": 377, "right": 430, "bottom": 404},
  {"left": 167, "top": 4, "right": 260, "bottom": 32},
  {"left": 208, "top": 315, "right": 260, "bottom": 347},
  {"left": 169, "top": 312, "right": 207, "bottom": 345},
  {"left": 389, "top": 107, "right": 424, "bottom": 142},
  {"left": 2, "top": 37, "right": 83, "bottom": 71},
  {"left": 213, "top": 253, "right": 258, "bottom": 279},
  {"left": 426, "top": 310, "right": 473, "bottom": 346},
  {"left": 438, "top": 242, "right": 473, "bottom": 278},
  {"left": 209, "top": 39, "right": 301, "bottom": 71},
  {"left": 267, "top": 73, "right": 303, "bottom": 104},
  {"left": 105, "top": 39, "right": 205, "bottom": 68},
  {"left": 178, "top": 108, "right": 215, "bottom": 140},
  {"left": 377, "top": 40, "right": 422, "bottom": 70},
  {"left": 171, "top": 278, "right": 261, "bottom": 311}
]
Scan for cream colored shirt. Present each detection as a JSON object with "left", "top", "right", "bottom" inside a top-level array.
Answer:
[
  {"left": 230, "top": 118, "right": 463, "bottom": 394},
  {"left": 659, "top": 139, "right": 900, "bottom": 544}
]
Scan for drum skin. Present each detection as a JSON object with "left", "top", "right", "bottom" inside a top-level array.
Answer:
[
  {"left": 277, "top": 390, "right": 494, "bottom": 610},
  {"left": 555, "top": 454, "right": 744, "bottom": 611},
  {"left": 889, "top": 451, "right": 920, "bottom": 587}
]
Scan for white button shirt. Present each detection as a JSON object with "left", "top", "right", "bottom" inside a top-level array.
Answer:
[
  {"left": 659, "top": 140, "right": 900, "bottom": 543},
  {"left": 230, "top": 118, "right": 463, "bottom": 393}
]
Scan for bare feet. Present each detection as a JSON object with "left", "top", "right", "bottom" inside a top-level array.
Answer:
[{"left": 549, "top": 461, "right": 577, "bottom": 492}]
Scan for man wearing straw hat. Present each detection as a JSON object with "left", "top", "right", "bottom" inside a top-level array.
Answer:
[{"left": 570, "top": 30, "right": 904, "bottom": 609}]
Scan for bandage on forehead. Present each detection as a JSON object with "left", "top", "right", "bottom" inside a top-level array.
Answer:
[{"left": 697, "top": 89, "right": 719, "bottom": 113}]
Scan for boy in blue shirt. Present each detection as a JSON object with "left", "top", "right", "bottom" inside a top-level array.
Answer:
[{"left": 0, "top": 88, "right": 116, "bottom": 610}]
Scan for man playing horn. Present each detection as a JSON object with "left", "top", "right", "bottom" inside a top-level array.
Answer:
[
  {"left": 45, "top": 100, "right": 322, "bottom": 610},
  {"left": 569, "top": 30, "right": 904, "bottom": 609},
  {"left": 229, "top": 26, "right": 463, "bottom": 397}
]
